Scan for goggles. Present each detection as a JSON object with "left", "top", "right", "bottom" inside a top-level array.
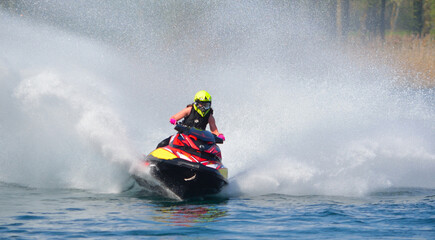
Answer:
[{"left": 196, "top": 101, "right": 211, "bottom": 110}]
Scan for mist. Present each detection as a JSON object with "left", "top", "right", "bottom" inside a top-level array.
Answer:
[{"left": 1, "top": 1, "right": 434, "bottom": 196}]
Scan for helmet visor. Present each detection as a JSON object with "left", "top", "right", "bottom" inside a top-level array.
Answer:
[{"left": 196, "top": 101, "right": 211, "bottom": 110}]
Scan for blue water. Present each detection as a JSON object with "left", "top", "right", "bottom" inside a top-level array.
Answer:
[{"left": 1, "top": 183, "right": 434, "bottom": 239}]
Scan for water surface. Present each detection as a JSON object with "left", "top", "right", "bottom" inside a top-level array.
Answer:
[{"left": 1, "top": 183, "right": 434, "bottom": 239}]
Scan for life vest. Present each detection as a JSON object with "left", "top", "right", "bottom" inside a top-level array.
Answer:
[{"left": 181, "top": 105, "right": 213, "bottom": 130}]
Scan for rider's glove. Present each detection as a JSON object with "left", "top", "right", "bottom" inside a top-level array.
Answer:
[
  {"left": 218, "top": 134, "right": 225, "bottom": 141},
  {"left": 170, "top": 118, "right": 177, "bottom": 125}
]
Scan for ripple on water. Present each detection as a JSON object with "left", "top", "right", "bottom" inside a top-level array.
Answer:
[
  {"left": 64, "top": 208, "right": 86, "bottom": 211},
  {"left": 14, "top": 214, "right": 48, "bottom": 221}
]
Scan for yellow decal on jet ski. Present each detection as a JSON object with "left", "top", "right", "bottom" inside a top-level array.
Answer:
[
  {"left": 218, "top": 168, "right": 228, "bottom": 179},
  {"left": 151, "top": 148, "right": 177, "bottom": 160}
]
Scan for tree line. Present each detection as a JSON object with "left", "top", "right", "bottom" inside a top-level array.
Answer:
[
  {"left": 321, "top": 0, "right": 435, "bottom": 40},
  {"left": 2, "top": 0, "right": 434, "bottom": 40}
]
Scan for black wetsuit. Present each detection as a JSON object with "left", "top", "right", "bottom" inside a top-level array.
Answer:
[
  {"left": 156, "top": 106, "right": 213, "bottom": 148},
  {"left": 181, "top": 106, "right": 213, "bottom": 130}
]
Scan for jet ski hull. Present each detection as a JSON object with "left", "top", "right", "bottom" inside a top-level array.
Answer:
[
  {"left": 134, "top": 124, "right": 228, "bottom": 200},
  {"left": 134, "top": 155, "right": 228, "bottom": 199}
]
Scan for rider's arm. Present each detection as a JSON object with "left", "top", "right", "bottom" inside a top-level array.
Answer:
[
  {"left": 208, "top": 114, "right": 220, "bottom": 136},
  {"left": 170, "top": 106, "right": 192, "bottom": 121}
]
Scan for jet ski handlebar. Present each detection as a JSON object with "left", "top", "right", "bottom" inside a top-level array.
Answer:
[
  {"left": 215, "top": 136, "right": 224, "bottom": 144},
  {"left": 174, "top": 123, "right": 224, "bottom": 144},
  {"left": 174, "top": 123, "right": 189, "bottom": 133}
]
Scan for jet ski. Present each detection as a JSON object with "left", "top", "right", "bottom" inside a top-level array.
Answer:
[{"left": 133, "top": 123, "right": 228, "bottom": 200}]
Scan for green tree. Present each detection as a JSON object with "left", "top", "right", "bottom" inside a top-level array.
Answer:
[
  {"left": 381, "top": 0, "right": 387, "bottom": 39},
  {"left": 428, "top": 0, "right": 435, "bottom": 35},
  {"left": 413, "top": 0, "right": 424, "bottom": 34},
  {"left": 337, "top": 0, "right": 350, "bottom": 40},
  {"left": 389, "top": 0, "right": 403, "bottom": 32}
]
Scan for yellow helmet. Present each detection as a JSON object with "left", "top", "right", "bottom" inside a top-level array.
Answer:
[
  {"left": 194, "top": 90, "right": 212, "bottom": 103},
  {"left": 193, "top": 90, "right": 212, "bottom": 117}
]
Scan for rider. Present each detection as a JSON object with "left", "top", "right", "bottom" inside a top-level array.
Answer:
[
  {"left": 156, "top": 90, "right": 225, "bottom": 148},
  {"left": 170, "top": 90, "right": 224, "bottom": 138}
]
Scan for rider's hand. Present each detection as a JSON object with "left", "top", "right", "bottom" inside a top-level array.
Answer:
[
  {"left": 170, "top": 118, "right": 177, "bottom": 125},
  {"left": 218, "top": 134, "right": 225, "bottom": 141}
]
